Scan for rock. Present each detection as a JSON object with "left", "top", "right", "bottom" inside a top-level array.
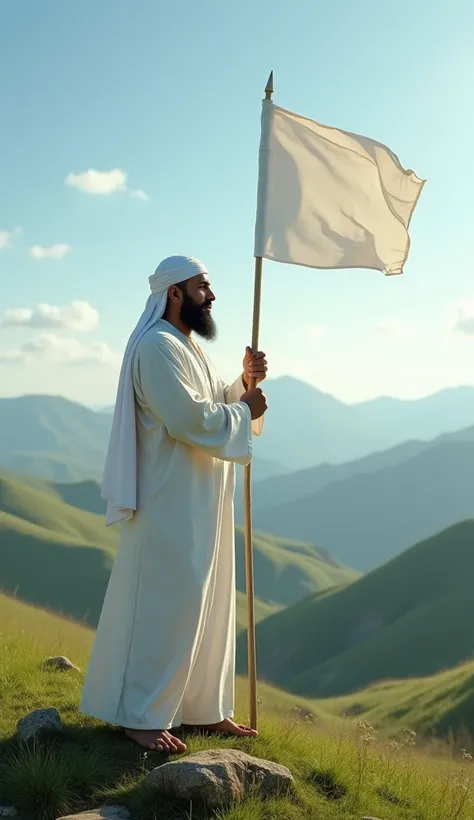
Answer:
[
  {"left": 56, "top": 808, "right": 131, "bottom": 820},
  {"left": 0, "top": 808, "right": 18, "bottom": 818},
  {"left": 144, "top": 748, "right": 293, "bottom": 807},
  {"left": 17, "top": 707, "right": 63, "bottom": 741},
  {"left": 44, "top": 656, "right": 81, "bottom": 672}
]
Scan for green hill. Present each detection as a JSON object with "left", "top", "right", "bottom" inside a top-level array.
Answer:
[
  {"left": 238, "top": 519, "right": 474, "bottom": 699},
  {"left": 321, "top": 660, "right": 474, "bottom": 741},
  {"left": 0, "top": 472, "right": 355, "bottom": 629},
  {"left": 2, "top": 592, "right": 474, "bottom": 820}
]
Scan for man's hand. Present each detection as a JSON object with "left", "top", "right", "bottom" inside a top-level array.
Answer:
[
  {"left": 240, "top": 387, "right": 268, "bottom": 420},
  {"left": 243, "top": 346, "right": 267, "bottom": 388}
]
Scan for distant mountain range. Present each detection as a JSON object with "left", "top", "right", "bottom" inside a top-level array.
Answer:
[
  {"left": 254, "top": 377, "right": 474, "bottom": 469},
  {"left": 237, "top": 519, "right": 474, "bottom": 699},
  {"left": 0, "top": 472, "right": 356, "bottom": 630},
  {"left": 250, "top": 426, "right": 474, "bottom": 570},
  {"left": 2, "top": 379, "right": 474, "bottom": 485}
]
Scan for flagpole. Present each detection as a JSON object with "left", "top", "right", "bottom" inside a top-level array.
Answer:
[{"left": 244, "top": 70, "right": 274, "bottom": 732}]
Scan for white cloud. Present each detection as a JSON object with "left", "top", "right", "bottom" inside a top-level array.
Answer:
[
  {"left": 30, "top": 243, "right": 70, "bottom": 260},
  {"left": 0, "top": 333, "right": 118, "bottom": 366},
  {"left": 450, "top": 299, "right": 474, "bottom": 337},
  {"left": 372, "top": 319, "right": 415, "bottom": 337},
  {"left": 65, "top": 168, "right": 127, "bottom": 195},
  {"left": 0, "top": 230, "right": 13, "bottom": 250},
  {"left": 65, "top": 168, "right": 148, "bottom": 200},
  {"left": 130, "top": 188, "right": 149, "bottom": 201},
  {"left": 2, "top": 301, "right": 99, "bottom": 332}
]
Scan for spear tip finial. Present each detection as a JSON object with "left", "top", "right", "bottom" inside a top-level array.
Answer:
[{"left": 265, "top": 71, "right": 274, "bottom": 100}]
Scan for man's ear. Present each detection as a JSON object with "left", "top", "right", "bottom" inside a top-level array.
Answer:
[{"left": 167, "top": 285, "right": 184, "bottom": 304}]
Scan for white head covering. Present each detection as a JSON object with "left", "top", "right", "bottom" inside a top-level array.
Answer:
[{"left": 102, "top": 255, "right": 208, "bottom": 526}]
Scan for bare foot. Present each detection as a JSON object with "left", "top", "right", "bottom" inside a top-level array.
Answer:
[
  {"left": 124, "top": 728, "right": 187, "bottom": 753},
  {"left": 184, "top": 718, "right": 258, "bottom": 738}
]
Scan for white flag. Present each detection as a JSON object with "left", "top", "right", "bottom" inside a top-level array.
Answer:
[{"left": 254, "top": 101, "right": 425, "bottom": 275}]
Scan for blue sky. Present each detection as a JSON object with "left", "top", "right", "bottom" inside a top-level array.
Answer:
[{"left": 1, "top": 0, "right": 474, "bottom": 405}]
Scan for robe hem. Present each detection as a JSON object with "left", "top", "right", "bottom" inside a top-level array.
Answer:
[
  {"left": 79, "top": 708, "right": 235, "bottom": 731},
  {"left": 181, "top": 709, "right": 234, "bottom": 725}
]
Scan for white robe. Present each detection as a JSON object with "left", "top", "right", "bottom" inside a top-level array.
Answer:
[{"left": 80, "top": 320, "right": 261, "bottom": 730}]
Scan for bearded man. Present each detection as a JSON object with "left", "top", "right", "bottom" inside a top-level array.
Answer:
[{"left": 80, "top": 255, "right": 268, "bottom": 754}]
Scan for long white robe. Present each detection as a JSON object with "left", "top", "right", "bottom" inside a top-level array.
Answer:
[{"left": 80, "top": 320, "right": 261, "bottom": 730}]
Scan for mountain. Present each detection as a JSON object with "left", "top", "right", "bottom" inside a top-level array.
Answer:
[
  {"left": 237, "top": 435, "right": 438, "bottom": 522},
  {"left": 253, "top": 435, "right": 474, "bottom": 570},
  {"left": 0, "top": 473, "right": 355, "bottom": 629},
  {"left": 255, "top": 378, "right": 474, "bottom": 470},
  {"left": 237, "top": 520, "right": 474, "bottom": 699},
  {"left": 0, "top": 395, "right": 112, "bottom": 482},
  {"left": 0, "top": 395, "right": 286, "bottom": 484},
  {"left": 4, "top": 382, "right": 474, "bottom": 486}
]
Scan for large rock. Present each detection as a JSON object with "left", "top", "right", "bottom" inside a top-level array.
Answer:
[
  {"left": 0, "top": 809, "right": 18, "bottom": 818},
  {"left": 144, "top": 748, "right": 293, "bottom": 807},
  {"left": 57, "top": 808, "right": 131, "bottom": 820},
  {"left": 17, "top": 708, "right": 62, "bottom": 741},
  {"left": 44, "top": 656, "right": 81, "bottom": 672}
]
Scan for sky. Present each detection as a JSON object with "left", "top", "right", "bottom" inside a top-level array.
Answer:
[{"left": 1, "top": 0, "right": 474, "bottom": 405}]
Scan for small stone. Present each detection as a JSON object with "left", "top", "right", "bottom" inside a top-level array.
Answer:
[
  {"left": 0, "top": 808, "right": 18, "bottom": 818},
  {"left": 56, "top": 808, "right": 131, "bottom": 820},
  {"left": 44, "top": 656, "right": 81, "bottom": 672},
  {"left": 144, "top": 748, "right": 293, "bottom": 807},
  {"left": 17, "top": 707, "right": 62, "bottom": 742}
]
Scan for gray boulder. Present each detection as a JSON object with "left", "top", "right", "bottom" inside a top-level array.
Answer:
[
  {"left": 57, "top": 808, "right": 131, "bottom": 820},
  {"left": 144, "top": 748, "right": 293, "bottom": 807},
  {"left": 44, "top": 656, "right": 81, "bottom": 672},
  {"left": 17, "top": 707, "right": 62, "bottom": 741}
]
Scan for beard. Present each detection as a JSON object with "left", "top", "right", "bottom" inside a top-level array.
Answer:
[{"left": 180, "top": 290, "right": 217, "bottom": 340}]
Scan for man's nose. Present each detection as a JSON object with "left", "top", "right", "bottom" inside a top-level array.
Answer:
[{"left": 209, "top": 291, "right": 216, "bottom": 301}]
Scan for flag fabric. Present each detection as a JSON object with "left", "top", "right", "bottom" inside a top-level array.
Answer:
[{"left": 254, "top": 101, "right": 425, "bottom": 275}]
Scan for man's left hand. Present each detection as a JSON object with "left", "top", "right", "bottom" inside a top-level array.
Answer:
[{"left": 243, "top": 346, "right": 268, "bottom": 387}]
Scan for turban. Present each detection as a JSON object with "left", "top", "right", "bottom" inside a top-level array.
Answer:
[{"left": 102, "top": 255, "right": 208, "bottom": 526}]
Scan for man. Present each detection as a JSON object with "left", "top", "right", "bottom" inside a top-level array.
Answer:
[{"left": 80, "top": 255, "right": 268, "bottom": 754}]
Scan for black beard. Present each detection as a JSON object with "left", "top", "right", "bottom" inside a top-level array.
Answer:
[{"left": 180, "top": 291, "right": 217, "bottom": 340}]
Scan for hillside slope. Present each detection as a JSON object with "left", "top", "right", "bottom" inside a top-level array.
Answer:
[
  {"left": 254, "top": 440, "right": 474, "bottom": 570},
  {"left": 238, "top": 520, "right": 474, "bottom": 698},
  {"left": 4, "top": 595, "right": 472, "bottom": 820},
  {"left": 0, "top": 473, "right": 355, "bottom": 628}
]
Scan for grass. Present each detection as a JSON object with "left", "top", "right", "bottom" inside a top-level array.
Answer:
[{"left": 2, "top": 592, "right": 474, "bottom": 820}]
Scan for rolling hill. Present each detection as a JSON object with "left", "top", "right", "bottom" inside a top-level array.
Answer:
[
  {"left": 4, "top": 586, "right": 474, "bottom": 747},
  {"left": 253, "top": 437, "right": 474, "bottom": 570},
  {"left": 0, "top": 472, "right": 356, "bottom": 629},
  {"left": 6, "top": 594, "right": 474, "bottom": 820},
  {"left": 237, "top": 519, "right": 474, "bottom": 699}
]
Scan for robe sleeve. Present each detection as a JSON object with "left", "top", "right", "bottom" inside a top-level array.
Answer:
[
  {"left": 223, "top": 375, "right": 264, "bottom": 437},
  {"left": 135, "top": 336, "right": 253, "bottom": 465}
]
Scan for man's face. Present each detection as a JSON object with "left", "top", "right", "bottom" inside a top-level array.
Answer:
[{"left": 180, "top": 273, "right": 217, "bottom": 340}]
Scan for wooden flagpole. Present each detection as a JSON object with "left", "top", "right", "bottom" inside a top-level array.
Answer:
[{"left": 244, "top": 70, "right": 274, "bottom": 732}]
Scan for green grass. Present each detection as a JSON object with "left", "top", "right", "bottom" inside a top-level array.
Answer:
[
  {"left": 2, "top": 592, "right": 474, "bottom": 820},
  {"left": 0, "top": 471, "right": 356, "bottom": 630},
  {"left": 239, "top": 519, "right": 474, "bottom": 704}
]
